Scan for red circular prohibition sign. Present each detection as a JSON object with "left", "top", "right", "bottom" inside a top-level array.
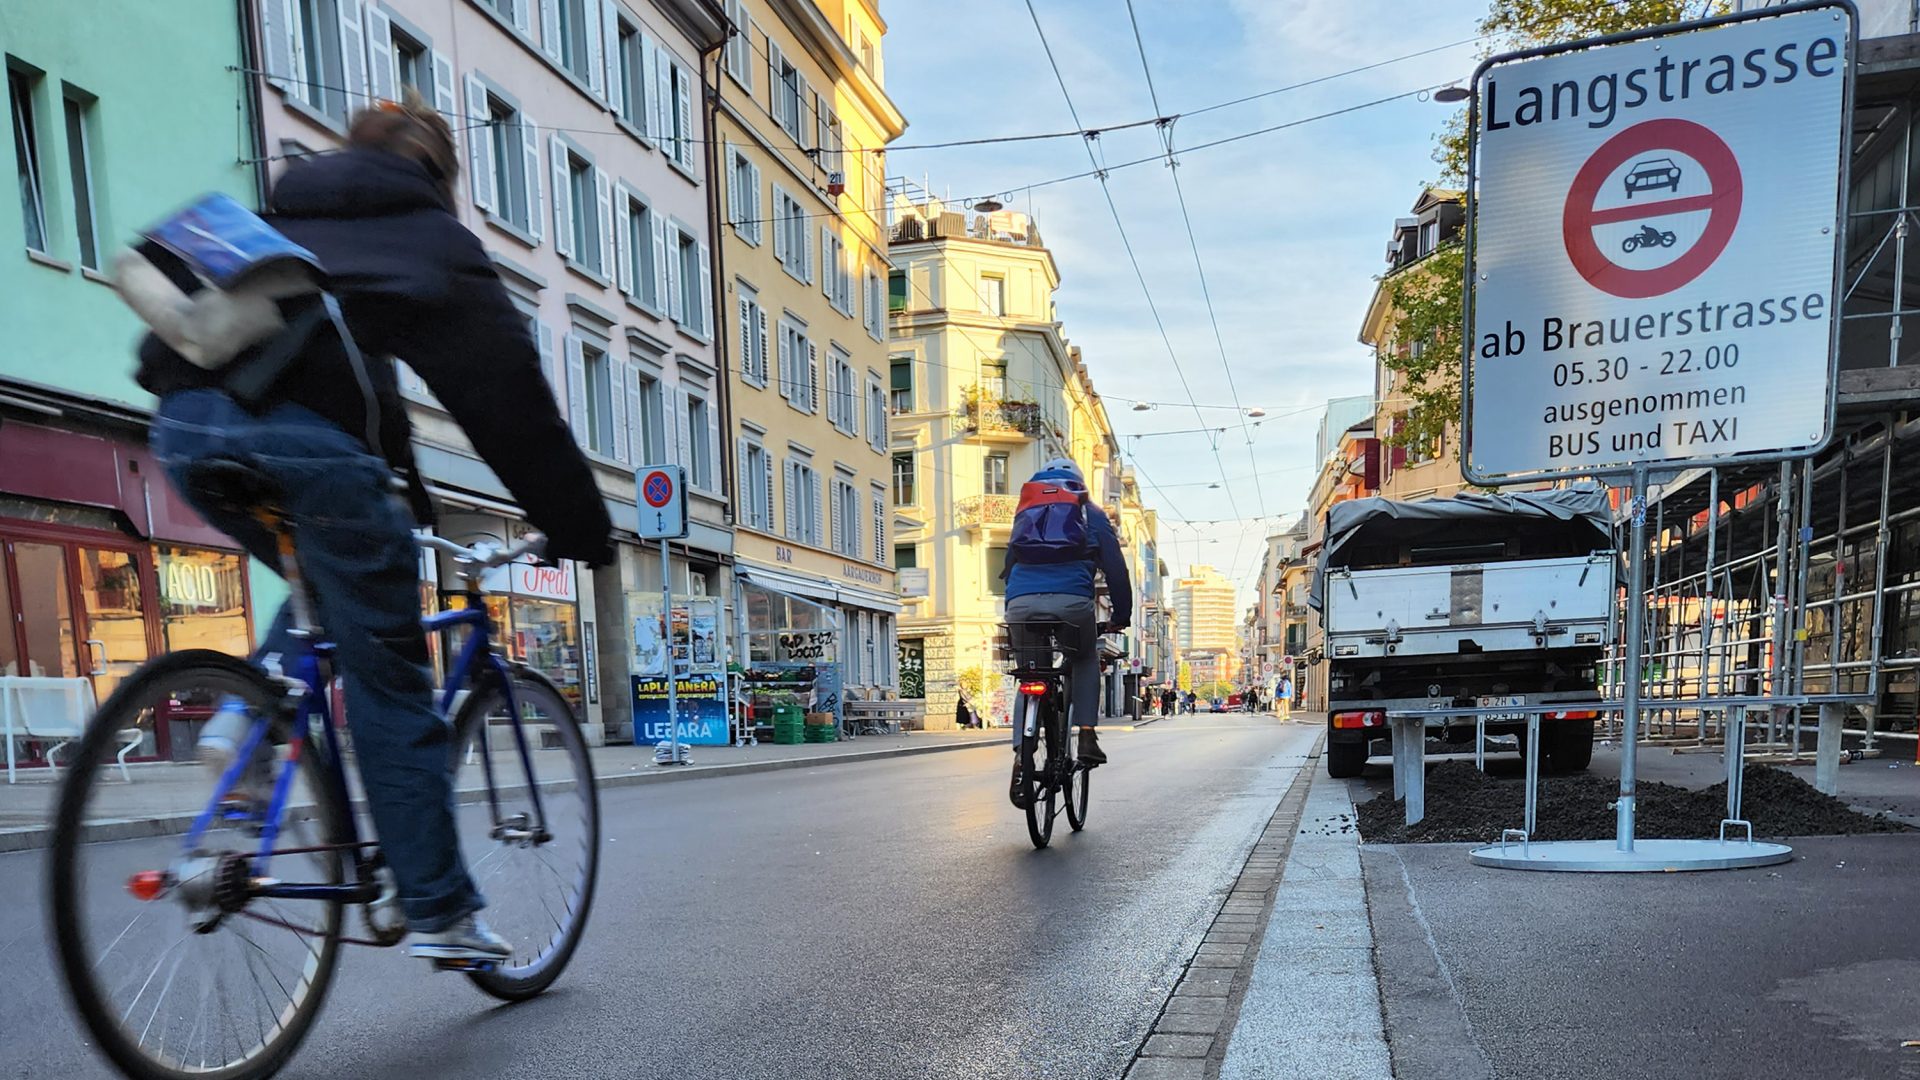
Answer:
[
  {"left": 643, "top": 470, "right": 674, "bottom": 508},
  {"left": 1562, "top": 118, "right": 1743, "bottom": 299}
]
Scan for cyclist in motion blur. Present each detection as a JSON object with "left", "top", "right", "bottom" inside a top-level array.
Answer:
[
  {"left": 1001, "top": 458, "right": 1132, "bottom": 806},
  {"left": 134, "top": 94, "right": 614, "bottom": 960}
]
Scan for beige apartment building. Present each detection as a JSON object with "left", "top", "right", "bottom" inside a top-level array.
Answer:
[{"left": 712, "top": 0, "right": 906, "bottom": 717}]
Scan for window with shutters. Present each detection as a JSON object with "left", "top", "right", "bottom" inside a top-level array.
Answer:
[
  {"left": 980, "top": 273, "right": 1006, "bottom": 316},
  {"left": 831, "top": 479, "right": 861, "bottom": 558},
  {"left": 484, "top": 96, "right": 533, "bottom": 232},
  {"left": 687, "top": 393, "right": 714, "bottom": 490},
  {"left": 895, "top": 544, "right": 917, "bottom": 569},
  {"left": 817, "top": 108, "right": 843, "bottom": 181},
  {"left": 891, "top": 452, "right": 915, "bottom": 507},
  {"left": 670, "top": 224, "right": 707, "bottom": 339},
  {"left": 863, "top": 269, "right": 885, "bottom": 341},
  {"left": 551, "top": 0, "right": 593, "bottom": 81},
  {"left": 737, "top": 288, "right": 768, "bottom": 387},
  {"left": 788, "top": 459, "right": 822, "bottom": 544},
  {"left": 820, "top": 230, "right": 852, "bottom": 314},
  {"left": 619, "top": 187, "right": 659, "bottom": 310},
  {"left": 872, "top": 488, "right": 888, "bottom": 566},
  {"left": 667, "top": 60, "right": 696, "bottom": 170},
  {"left": 581, "top": 341, "right": 615, "bottom": 457},
  {"left": 723, "top": 1, "right": 753, "bottom": 90},
  {"left": 778, "top": 321, "right": 814, "bottom": 413},
  {"left": 740, "top": 440, "right": 773, "bottom": 530},
  {"left": 775, "top": 189, "right": 808, "bottom": 282},
  {"left": 866, "top": 377, "right": 887, "bottom": 453},
  {"left": 564, "top": 149, "right": 599, "bottom": 272},
  {"left": 614, "top": 16, "right": 647, "bottom": 136},
  {"left": 288, "top": 0, "right": 350, "bottom": 123},
  {"left": 729, "top": 148, "right": 761, "bottom": 245},
  {"left": 392, "top": 32, "right": 429, "bottom": 95},
  {"left": 889, "top": 358, "right": 912, "bottom": 414},
  {"left": 828, "top": 351, "right": 857, "bottom": 437},
  {"left": 888, "top": 270, "right": 907, "bottom": 312},
  {"left": 633, "top": 367, "right": 666, "bottom": 462},
  {"left": 773, "top": 52, "right": 802, "bottom": 140}
]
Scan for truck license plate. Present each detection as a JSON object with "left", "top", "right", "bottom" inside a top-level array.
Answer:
[{"left": 1478, "top": 695, "right": 1524, "bottom": 721}]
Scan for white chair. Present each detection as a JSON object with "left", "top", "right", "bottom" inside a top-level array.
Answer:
[{"left": 2, "top": 676, "right": 137, "bottom": 783}]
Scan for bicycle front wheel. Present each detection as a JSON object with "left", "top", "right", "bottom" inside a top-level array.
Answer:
[
  {"left": 48, "top": 650, "right": 349, "bottom": 1080},
  {"left": 449, "top": 666, "right": 600, "bottom": 1001},
  {"left": 1065, "top": 759, "right": 1090, "bottom": 832}
]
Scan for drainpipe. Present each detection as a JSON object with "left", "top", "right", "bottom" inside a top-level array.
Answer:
[
  {"left": 237, "top": 0, "right": 272, "bottom": 206},
  {"left": 699, "top": 25, "right": 732, "bottom": 528}
]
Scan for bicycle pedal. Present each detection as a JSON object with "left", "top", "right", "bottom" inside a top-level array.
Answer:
[{"left": 430, "top": 958, "right": 499, "bottom": 973}]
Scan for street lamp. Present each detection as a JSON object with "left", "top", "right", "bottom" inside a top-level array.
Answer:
[
  {"left": 1432, "top": 84, "right": 1471, "bottom": 104},
  {"left": 1245, "top": 407, "right": 1266, "bottom": 419},
  {"left": 1132, "top": 401, "right": 1154, "bottom": 412}
]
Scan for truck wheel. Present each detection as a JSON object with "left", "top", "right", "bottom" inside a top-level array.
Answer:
[
  {"left": 1545, "top": 720, "right": 1595, "bottom": 772},
  {"left": 1326, "top": 741, "right": 1367, "bottom": 778}
]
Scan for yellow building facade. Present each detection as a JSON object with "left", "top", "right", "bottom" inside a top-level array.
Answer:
[
  {"left": 713, "top": 0, "right": 906, "bottom": 709},
  {"left": 887, "top": 196, "right": 1155, "bottom": 726}
]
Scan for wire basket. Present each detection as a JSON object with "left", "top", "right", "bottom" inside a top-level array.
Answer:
[{"left": 1006, "top": 621, "right": 1079, "bottom": 674}]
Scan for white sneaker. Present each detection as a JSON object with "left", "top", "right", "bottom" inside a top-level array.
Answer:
[{"left": 408, "top": 914, "right": 511, "bottom": 961}]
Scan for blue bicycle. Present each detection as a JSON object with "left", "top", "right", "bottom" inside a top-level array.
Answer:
[{"left": 47, "top": 485, "right": 600, "bottom": 1080}]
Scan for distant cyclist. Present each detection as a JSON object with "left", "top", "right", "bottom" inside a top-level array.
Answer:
[
  {"left": 1002, "top": 458, "right": 1132, "bottom": 802},
  {"left": 132, "top": 94, "right": 613, "bottom": 961}
]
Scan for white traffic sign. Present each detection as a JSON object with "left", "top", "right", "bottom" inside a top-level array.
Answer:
[
  {"left": 1464, "top": 2, "right": 1852, "bottom": 483},
  {"left": 636, "top": 463, "right": 689, "bottom": 540}
]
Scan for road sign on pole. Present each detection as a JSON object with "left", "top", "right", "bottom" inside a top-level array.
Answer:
[
  {"left": 637, "top": 464, "right": 690, "bottom": 541},
  {"left": 1462, "top": 1, "right": 1854, "bottom": 485}
]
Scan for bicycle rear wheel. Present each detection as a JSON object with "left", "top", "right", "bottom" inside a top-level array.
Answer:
[
  {"left": 449, "top": 666, "right": 600, "bottom": 1001},
  {"left": 1018, "top": 697, "right": 1058, "bottom": 849},
  {"left": 48, "top": 651, "right": 349, "bottom": 1080}
]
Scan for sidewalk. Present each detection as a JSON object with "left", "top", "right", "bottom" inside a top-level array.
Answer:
[{"left": 0, "top": 728, "right": 1005, "bottom": 852}]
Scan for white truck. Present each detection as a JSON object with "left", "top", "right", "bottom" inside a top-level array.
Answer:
[{"left": 1310, "top": 488, "right": 1617, "bottom": 779}]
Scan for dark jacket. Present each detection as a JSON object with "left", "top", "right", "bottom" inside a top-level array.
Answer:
[{"left": 136, "top": 150, "right": 614, "bottom": 565}]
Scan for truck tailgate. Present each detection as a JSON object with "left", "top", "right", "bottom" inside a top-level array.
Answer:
[{"left": 1324, "top": 555, "right": 1612, "bottom": 659}]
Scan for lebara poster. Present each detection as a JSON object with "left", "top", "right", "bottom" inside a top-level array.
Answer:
[{"left": 631, "top": 675, "right": 730, "bottom": 745}]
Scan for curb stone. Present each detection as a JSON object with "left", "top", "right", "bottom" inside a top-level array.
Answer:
[{"left": 1121, "top": 735, "right": 1320, "bottom": 1080}]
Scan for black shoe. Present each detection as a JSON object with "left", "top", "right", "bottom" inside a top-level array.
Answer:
[
  {"left": 1078, "top": 728, "right": 1108, "bottom": 766},
  {"left": 1010, "top": 758, "right": 1035, "bottom": 808}
]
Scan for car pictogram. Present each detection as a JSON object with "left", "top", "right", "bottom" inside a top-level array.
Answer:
[{"left": 1623, "top": 157, "right": 1682, "bottom": 198}]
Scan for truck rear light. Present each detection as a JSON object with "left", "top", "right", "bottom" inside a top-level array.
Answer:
[
  {"left": 1331, "top": 710, "right": 1385, "bottom": 729},
  {"left": 1548, "top": 710, "right": 1598, "bottom": 720}
]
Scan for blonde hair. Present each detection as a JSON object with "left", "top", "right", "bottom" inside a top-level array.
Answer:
[{"left": 347, "top": 87, "right": 459, "bottom": 200}]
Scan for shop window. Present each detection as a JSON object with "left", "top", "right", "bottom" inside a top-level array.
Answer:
[{"left": 156, "top": 546, "right": 249, "bottom": 654}]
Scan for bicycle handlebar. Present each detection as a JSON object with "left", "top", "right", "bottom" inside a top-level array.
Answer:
[{"left": 416, "top": 532, "right": 548, "bottom": 574}]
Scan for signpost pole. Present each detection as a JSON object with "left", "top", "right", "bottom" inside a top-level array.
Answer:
[
  {"left": 661, "top": 537, "right": 683, "bottom": 766},
  {"left": 1617, "top": 463, "right": 1650, "bottom": 853}
]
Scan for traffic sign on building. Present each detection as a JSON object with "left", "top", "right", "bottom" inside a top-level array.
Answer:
[{"left": 1464, "top": 2, "right": 1854, "bottom": 483}]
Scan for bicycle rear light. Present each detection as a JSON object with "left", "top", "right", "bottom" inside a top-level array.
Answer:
[{"left": 1018, "top": 681, "right": 1050, "bottom": 697}]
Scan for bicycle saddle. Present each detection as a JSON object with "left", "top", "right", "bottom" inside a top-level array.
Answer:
[{"left": 180, "top": 456, "right": 286, "bottom": 516}]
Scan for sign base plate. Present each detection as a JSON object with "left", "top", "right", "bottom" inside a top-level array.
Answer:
[{"left": 1467, "top": 836, "right": 1792, "bottom": 872}]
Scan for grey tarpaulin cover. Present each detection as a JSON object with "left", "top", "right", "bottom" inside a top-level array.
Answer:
[{"left": 1309, "top": 486, "right": 1614, "bottom": 611}]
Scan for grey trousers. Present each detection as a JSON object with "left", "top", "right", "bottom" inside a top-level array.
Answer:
[{"left": 1006, "top": 593, "right": 1100, "bottom": 733}]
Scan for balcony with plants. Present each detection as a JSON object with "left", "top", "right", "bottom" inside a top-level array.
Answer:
[{"left": 954, "top": 384, "right": 1046, "bottom": 441}]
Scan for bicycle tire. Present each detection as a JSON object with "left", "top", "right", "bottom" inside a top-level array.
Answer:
[
  {"left": 48, "top": 650, "right": 349, "bottom": 1080},
  {"left": 1017, "top": 696, "right": 1056, "bottom": 849},
  {"left": 449, "top": 666, "right": 600, "bottom": 1002},
  {"left": 1065, "top": 759, "right": 1090, "bottom": 833}
]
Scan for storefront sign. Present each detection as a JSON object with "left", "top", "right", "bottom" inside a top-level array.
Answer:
[
  {"left": 632, "top": 675, "right": 730, "bottom": 745},
  {"left": 158, "top": 554, "right": 225, "bottom": 609},
  {"left": 481, "top": 554, "right": 577, "bottom": 601},
  {"left": 775, "top": 545, "right": 795, "bottom": 563},
  {"left": 842, "top": 562, "right": 884, "bottom": 585}
]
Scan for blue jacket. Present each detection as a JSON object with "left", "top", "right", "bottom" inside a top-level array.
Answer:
[{"left": 1005, "top": 469, "right": 1134, "bottom": 627}]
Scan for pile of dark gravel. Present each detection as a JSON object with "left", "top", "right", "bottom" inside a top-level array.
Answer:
[{"left": 1354, "top": 760, "right": 1912, "bottom": 844}]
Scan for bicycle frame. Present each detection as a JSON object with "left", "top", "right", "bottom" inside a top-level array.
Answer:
[{"left": 176, "top": 586, "right": 547, "bottom": 909}]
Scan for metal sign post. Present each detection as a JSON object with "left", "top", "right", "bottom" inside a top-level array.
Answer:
[
  {"left": 1457, "top": 1, "right": 1851, "bottom": 872},
  {"left": 638, "top": 465, "right": 690, "bottom": 766}
]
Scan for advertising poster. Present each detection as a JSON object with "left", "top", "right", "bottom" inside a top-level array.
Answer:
[{"left": 632, "top": 675, "right": 731, "bottom": 745}]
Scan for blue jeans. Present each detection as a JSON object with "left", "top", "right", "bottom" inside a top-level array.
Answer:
[{"left": 152, "top": 390, "right": 481, "bottom": 933}]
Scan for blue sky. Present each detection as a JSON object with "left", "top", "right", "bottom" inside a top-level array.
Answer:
[{"left": 882, "top": 0, "right": 1485, "bottom": 600}]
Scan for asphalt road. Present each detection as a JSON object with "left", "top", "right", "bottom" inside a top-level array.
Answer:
[{"left": 0, "top": 716, "right": 1314, "bottom": 1080}]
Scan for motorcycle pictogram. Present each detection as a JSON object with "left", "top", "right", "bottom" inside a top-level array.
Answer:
[{"left": 1621, "top": 224, "right": 1678, "bottom": 253}]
